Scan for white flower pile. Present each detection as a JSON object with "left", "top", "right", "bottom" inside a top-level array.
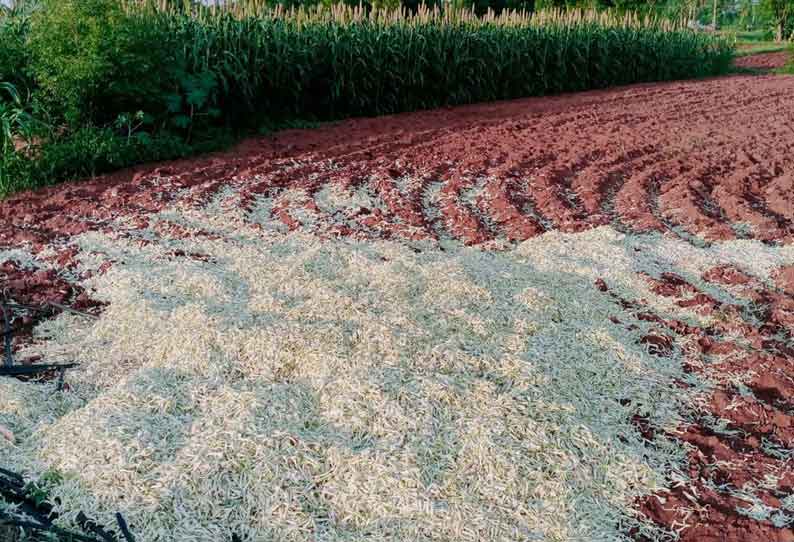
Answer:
[{"left": 2, "top": 190, "right": 793, "bottom": 542}]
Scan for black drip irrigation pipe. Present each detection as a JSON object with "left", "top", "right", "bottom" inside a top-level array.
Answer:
[
  {"left": 0, "top": 304, "right": 133, "bottom": 541},
  {"left": 0, "top": 468, "right": 136, "bottom": 542},
  {"left": 1, "top": 301, "right": 12, "bottom": 368},
  {"left": 76, "top": 512, "right": 117, "bottom": 542},
  {"left": 1, "top": 520, "right": 106, "bottom": 542},
  {"left": 0, "top": 300, "right": 79, "bottom": 390},
  {"left": 115, "top": 513, "right": 136, "bottom": 542},
  {"left": 0, "top": 363, "right": 78, "bottom": 377}
]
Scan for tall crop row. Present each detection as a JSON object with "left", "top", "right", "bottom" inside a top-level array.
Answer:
[{"left": 134, "top": 2, "right": 734, "bottom": 124}]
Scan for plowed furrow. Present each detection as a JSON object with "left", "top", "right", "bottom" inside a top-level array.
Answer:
[
  {"left": 437, "top": 176, "right": 493, "bottom": 245},
  {"left": 712, "top": 165, "right": 794, "bottom": 242},
  {"left": 657, "top": 161, "right": 738, "bottom": 241},
  {"left": 764, "top": 172, "right": 794, "bottom": 222},
  {"left": 477, "top": 178, "right": 545, "bottom": 241}
]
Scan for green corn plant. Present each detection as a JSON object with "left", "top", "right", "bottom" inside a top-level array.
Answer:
[
  {"left": 126, "top": 2, "right": 732, "bottom": 130},
  {"left": 0, "top": 82, "right": 35, "bottom": 154}
]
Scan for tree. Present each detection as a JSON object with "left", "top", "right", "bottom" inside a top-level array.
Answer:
[{"left": 764, "top": 0, "right": 793, "bottom": 40}]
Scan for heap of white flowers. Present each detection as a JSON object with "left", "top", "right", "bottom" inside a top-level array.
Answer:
[{"left": 2, "top": 186, "right": 793, "bottom": 542}]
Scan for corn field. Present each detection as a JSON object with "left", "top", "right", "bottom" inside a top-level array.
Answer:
[{"left": 126, "top": 1, "right": 734, "bottom": 123}]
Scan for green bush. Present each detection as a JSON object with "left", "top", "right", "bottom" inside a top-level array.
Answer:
[
  {"left": 0, "top": 125, "right": 195, "bottom": 198},
  {"left": 0, "top": 0, "right": 218, "bottom": 198},
  {"left": 0, "top": 1, "right": 35, "bottom": 91},
  {"left": 27, "top": 0, "right": 179, "bottom": 125},
  {"left": 0, "top": 83, "right": 32, "bottom": 152}
]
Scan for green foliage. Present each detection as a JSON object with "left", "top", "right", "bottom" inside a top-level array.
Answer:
[
  {"left": 0, "top": 0, "right": 229, "bottom": 199},
  {"left": 766, "top": 0, "right": 793, "bottom": 38},
  {"left": 165, "top": 69, "right": 223, "bottom": 141},
  {"left": 27, "top": 0, "right": 178, "bottom": 125},
  {"left": 158, "top": 5, "right": 732, "bottom": 126},
  {"left": 0, "top": 0, "right": 35, "bottom": 91},
  {"left": 22, "top": 469, "right": 63, "bottom": 508},
  {"left": 0, "top": 82, "right": 34, "bottom": 153},
  {"left": 732, "top": 29, "right": 777, "bottom": 42},
  {"left": 0, "top": 124, "right": 195, "bottom": 198}
]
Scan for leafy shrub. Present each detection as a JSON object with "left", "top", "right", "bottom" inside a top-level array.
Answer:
[
  {"left": 0, "top": 0, "right": 225, "bottom": 198},
  {"left": 0, "top": 125, "right": 196, "bottom": 197},
  {"left": 165, "top": 69, "right": 224, "bottom": 142},
  {"left": 0, "top": 83, "right": 34, "bottom": 153},
  {"left": 0, "top": 0, "right": 35, "bottom": 91},
  {"left": 27, "top": 0, "right": 179, "bottom": 125}
]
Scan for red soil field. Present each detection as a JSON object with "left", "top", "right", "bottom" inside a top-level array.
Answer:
[
  {"left": 735, "top": 51, "right": 791, "bottom": 71},
  {"left": 2, "top": 68, "right": 794, "bottom": 541}
]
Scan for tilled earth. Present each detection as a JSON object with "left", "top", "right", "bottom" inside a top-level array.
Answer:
[
  {"left": 735, "top": 51, "right": 791, "bottom": 71},
  {"left": 2, "top": 67, "right": 794, "bottom": 541}
]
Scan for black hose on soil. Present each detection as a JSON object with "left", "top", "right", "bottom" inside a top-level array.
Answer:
[
  {"left": 0, "top": 468, "right": 135, "bottom": 542},
  {"left": 1, "top": 301, "right": 12, "bottom": 367}
]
